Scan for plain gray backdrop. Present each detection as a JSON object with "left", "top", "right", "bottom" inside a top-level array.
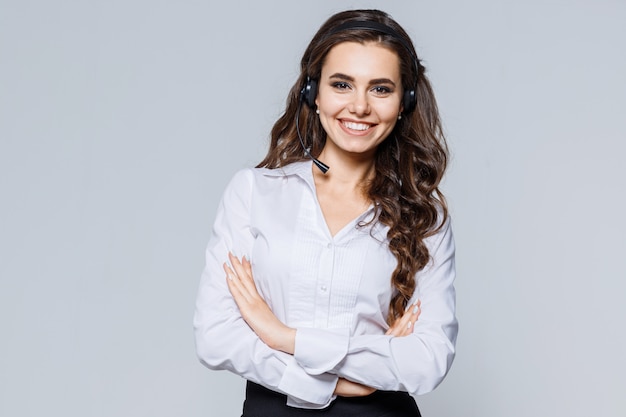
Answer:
[{"left": 1, "top": 0, "right": 625, "bottom": 416}]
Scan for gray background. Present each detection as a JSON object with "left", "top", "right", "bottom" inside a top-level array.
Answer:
[{"left": 1, "top": 0, "right": 625, "bottom": 416}]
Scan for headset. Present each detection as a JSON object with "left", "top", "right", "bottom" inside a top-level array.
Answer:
[{"left": 297, "top": 19, "right": 420, "bottom": 174}]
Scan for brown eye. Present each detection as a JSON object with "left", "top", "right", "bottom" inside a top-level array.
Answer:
[
  {"left": 372, "top": 86, "right": 392, "bottom": 95},
  {"left": 332, "top": 81, "right": 351, "bottom": 90}
]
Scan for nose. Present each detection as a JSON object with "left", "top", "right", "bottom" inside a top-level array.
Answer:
[{"left": 348, "top": 91, "right": 371, "bottom": 116}]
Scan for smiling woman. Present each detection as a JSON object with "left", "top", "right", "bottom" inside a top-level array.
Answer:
[{"left": 194, "top": 9, "right": 456, "bottom": 417}]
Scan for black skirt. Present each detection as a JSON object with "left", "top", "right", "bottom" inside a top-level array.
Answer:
[{"left": 242, "top": 381, "right": 421, "bottom": 417}]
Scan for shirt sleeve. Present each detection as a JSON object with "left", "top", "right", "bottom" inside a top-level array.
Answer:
[
  {"left": 293, "top": 218, "right": 458, "bottom": 397},
  {"left": 193, "top": 169, "right": 338, "bottom": 408}
]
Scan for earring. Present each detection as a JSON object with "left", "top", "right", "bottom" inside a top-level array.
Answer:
[
  {"left": 398, "top": 113, "right": 402, "bottom": 120},
  {"left": 316, "top": 109, "right": 320, "bottom": 115}
]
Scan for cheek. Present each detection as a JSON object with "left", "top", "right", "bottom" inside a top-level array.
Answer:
[
  {"left": 318, "top": 115, "right": 332, "bottom": 135},
  {"left": 316, "top": 98, "right": 344, "bottom": 133},
  {"left": 316, "top": 108, "right": 335, "bottom": 137},
  {"left": 317, "top": 93, "right": 345, "bottom": 115},
  {"left": 378, "top": 102, "right": 402, "bottom": 124}
]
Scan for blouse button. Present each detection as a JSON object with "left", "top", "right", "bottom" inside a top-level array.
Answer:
[
  {"left": 326, "top": 242, "right": 333, "bottom": 249},
  {"left": 320, "top": 285, "right": 327, "bottom": 292}
]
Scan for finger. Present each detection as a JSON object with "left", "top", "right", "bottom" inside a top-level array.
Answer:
[
  {"left": 228, "top": 252, "right": 243, "bottom": 274},
  {"left": 386, "top": 315, "right": 410, "bottom": 336},
  {"left": 388, "top": 301, "right": 420, "bottom": 336},
  {"left": 386, "top": 324, "right": 405, "bottom": 337},
  {"left": 387, "top": 320, "right": 411, "bottom": 337},
  {"left": 223, "top": 262, "right": 250, "bottom": 303},
  {"left": 223, "top": 262, "right": 237, "bottom": 283},
  {"left": 224, "top": 262, "right": 241, "bottom": 290},
  {"left": 414, "top": 300, "right": 422, "bottom": 320},
  {"left": 410, "top": 300, "right": 421, "bottom": 324},
  {"left": 228, "top": 253, "right": 256, "bottom": 293},
  {"left": 228, "top": 253, "right": 250, "bottom": 283},
  {"left": 406, "top": 301, "right": 421, "bottom": 329},
  {"left": 400, "top": 302, "right": 418, "bottom": 330},
  {"left": 386, "top": 316, "right": 406, "bottom": 336},
  {"left": 242, "top": 255, "right": 253, "bottom": 276}
]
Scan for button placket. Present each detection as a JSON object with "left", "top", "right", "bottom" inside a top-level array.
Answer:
[{"left": 313, "top": 240, "right": 334, "bottom": 327}]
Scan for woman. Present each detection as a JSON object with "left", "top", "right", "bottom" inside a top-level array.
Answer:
[{"left": 194, "top": 9, "right": 457, "bottom": 416}]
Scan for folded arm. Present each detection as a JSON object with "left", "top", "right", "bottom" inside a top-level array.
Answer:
[
  {"left": 293, "top": 220, "right": 457, "bottom": 396},
  {"left": 193, "top": 170, "right": 339, "bottom": 408}
]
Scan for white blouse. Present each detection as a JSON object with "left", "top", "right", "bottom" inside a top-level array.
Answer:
[{"left": 194, "top": 160, "right": 457, "bottom": 409}]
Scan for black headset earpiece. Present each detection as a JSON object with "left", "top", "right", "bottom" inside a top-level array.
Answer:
[
  {"left": 296, "top": 77, "right": 329, "bottom": 173},
  {"left": 300, "top": 77, "right": 318, "bottom": 109},
  {"left": 402, "top": 89, "right": 416, "bottom": 114}
]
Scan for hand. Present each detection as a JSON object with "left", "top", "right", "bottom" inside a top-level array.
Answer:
[
  {"left": 224, "top": 253, "right": 296, "bottom": 354},
  {"left": 334, "top": 378, "right": 376, "bottom": 397},
  {"left": 334, "top": 302, "right": 420, "bottom": 398},
  {"left": 385, "top": 300, "right": 421, "bottom": 337}
]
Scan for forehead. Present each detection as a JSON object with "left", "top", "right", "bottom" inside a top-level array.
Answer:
[{"left": 321, "top": 41, "right": 401, "bottom": 80}]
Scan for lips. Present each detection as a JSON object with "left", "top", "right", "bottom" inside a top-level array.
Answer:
[{"left": 341, "top": 120, "right": 375, "bottom": 132}]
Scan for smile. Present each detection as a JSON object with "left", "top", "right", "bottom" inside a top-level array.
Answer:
[{"left": 341, "top": 120, "right": 374, "bottom": 132}]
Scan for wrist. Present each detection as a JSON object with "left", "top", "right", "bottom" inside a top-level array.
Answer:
[
  {"left": 267, "top": 325, "right": 296, "bottom": 355},
  {"left": 334, "top": 378, "right": 376, "bottom": 397}
]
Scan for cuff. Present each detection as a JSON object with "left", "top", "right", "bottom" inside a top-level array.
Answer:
[
  {"left": 278, "top": 355, "right": 338, "bottom": 406},
  {"left": 286, "top": 393, "right": 337, "bottom": 409},
  {"left": 294, "top": 327, "right": 350, "bottom": 374}
]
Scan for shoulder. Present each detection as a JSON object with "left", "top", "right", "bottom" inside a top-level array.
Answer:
[
  {"left": 220, "top": 168, "right": 255, "bottom": 199},
  {"left": 255, "top": 160, "right": 312, "bottom": 179},
  {"left": 223, "top": 161, "right": 312, "bottom": 196},
  {"left": 229, "top": 161, "right": 312, "bottom": 186},
  {"left": 233, "top": 161, "right": 310, "bottom": 178}
]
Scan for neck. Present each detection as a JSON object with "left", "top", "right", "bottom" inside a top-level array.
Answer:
[{"left": 314, "top": 147, "right": 376, "bottom": 190}]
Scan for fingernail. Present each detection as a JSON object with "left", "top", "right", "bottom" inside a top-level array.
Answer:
[
  {"left": 413, "top": 305, "right": 419, "bottom": 314},
  {"left": 407, "top": 321, "right": 412, "bottom": 329}
]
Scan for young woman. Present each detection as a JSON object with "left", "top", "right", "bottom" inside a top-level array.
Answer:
[{"left": 194, "top": 9, "right": 457, "bottom": 416}]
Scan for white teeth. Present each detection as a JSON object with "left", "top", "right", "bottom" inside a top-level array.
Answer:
[{"left": 343, "top": 121, "right": 370, "bottom": 131}]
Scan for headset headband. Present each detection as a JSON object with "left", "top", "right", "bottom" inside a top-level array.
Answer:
[{"left": 326, "top": 20, "right": 419, "bottom": 75}]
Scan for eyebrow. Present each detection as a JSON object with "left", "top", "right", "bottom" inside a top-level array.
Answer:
[{"left": 328, "top": 72, "right": 397, "bottom": 87}]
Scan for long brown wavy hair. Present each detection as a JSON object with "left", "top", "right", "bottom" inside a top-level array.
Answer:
[{"left": 257, "top": 9, "right": 449, "bottom": 324}]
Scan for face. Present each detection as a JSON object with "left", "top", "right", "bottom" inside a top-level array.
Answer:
[{"left": 315, "top": 41, "right": 403, "bottom": 159}]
